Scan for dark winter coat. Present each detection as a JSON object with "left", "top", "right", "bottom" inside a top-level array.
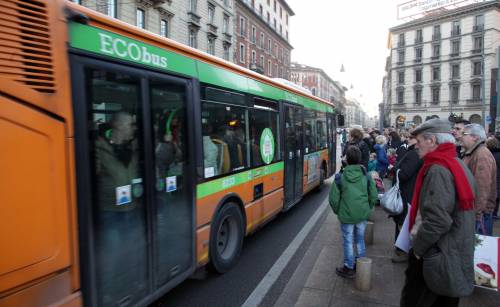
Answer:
[
  {"left": 343, "top": 139, "right": 369, "bottom": 170},
  {"left": 374, "top": 143, "right": 388, "bottom": 174},
  {"left": 392, "top": 144, "right": 422, "bottom": 225}
]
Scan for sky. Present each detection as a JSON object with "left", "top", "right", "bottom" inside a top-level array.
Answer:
[{"left": 287, "top": 0, "right": 405, "bottom": 117}]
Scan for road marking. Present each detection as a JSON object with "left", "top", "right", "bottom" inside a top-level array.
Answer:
[{"left": 241, "top": 197, "right": 329, "bottom": 307}]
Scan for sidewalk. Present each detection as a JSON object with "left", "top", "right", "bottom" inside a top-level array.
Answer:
[{"left": 274, "top": 205, "right": 500, "bottom": 307}]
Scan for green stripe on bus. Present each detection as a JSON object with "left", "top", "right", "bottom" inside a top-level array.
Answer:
[
  {"left": 68, "top": 22, "right": 197, "bottom": 77},
  {"left": 197, "top": 61, "right": 249, "bottom": 92},
  {"left": 196, "top": 161, "right": 284, "bottom": 199},
  {"left": 68, "top": 22, "right": 333, "bottom": 114}
]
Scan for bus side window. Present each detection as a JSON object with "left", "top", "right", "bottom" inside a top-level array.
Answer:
[
  {"left": 250, "top": 108, "right": 279, "bottom": 167},
  {"left": 201, "top": 102, "right": 248, "bottom": 177}
]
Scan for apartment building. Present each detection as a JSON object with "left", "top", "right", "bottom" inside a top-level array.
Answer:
[{"left": 386, "top": 0, "right": 500, "bottom": 129}]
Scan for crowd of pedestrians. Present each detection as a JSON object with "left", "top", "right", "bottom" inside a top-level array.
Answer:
[{"left": 332, "top": 119, "right": 499, "bottom": 307}]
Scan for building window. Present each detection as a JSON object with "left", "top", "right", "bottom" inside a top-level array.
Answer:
[
  {"left": 397, "top": 89, "right": 404, "bottom": 104},
  {"left": 433, "top": 24, "right": 441, "bottom": 39},
  {"left": 286, "top": 13, "right": 288, "bottom": 25},
  {"left": 473, "top": 36, "right": 483, "bottom": 51},
  {"left": 189, "top": 28, "right": 198, "bottom": 48},
  {"left": 251, "top": 50, "right": 256, "bottom": 64},
  {"left": 107, "top": 0, "right": 116, "bottom": 18},
  {"left": 473, "top": 61, "right": 482, "bottom": 76},
  {"left": 398, "top": 33, "right": 405, "bottom": 46},
  {"left": 273, "top": 0, "right": 276, "bottom": 12},
  {"left": 190, "top": 0, "right": 197, "bottom": 12},
  {"left": 239, "top": 44, "right": 245, "bottom": 63},
  {"left": 452, "top": 20, "right": 461, "bottom": 36},
  {"left": 260, "top": 33, "right": 264, "bottom": 48},
  {"left": 474, "top": 14, "right": 484, "bottom": 31},
  {"left": 136, "top": 8, "right": 145, "bottom": 29},
  {"left": 415, "top": 68, "right": 422, "bottom": 83},
  {"left": 472, "top": 83, "right": 481, "bottom": 100},
  {"left": 398, "top": 50, "right": 405, "bottom": 64},
  {"left": 260, "top": 55, "right": 264, "bottom": 67},
  {"left": 415, "top": 47, "right": 422, "bottom": 62},
  {"left": 432, "top": 66, "right": 440, "bottom": 81},
  {"left": 415, "top": 29, "right": 423, "bottom": 43},
  {"left": 268, "top": 39, "right": 271, "bottom": 51},
  {"left": 451, "top": 85, "right": 459, "bottom": 104},
  {"left": 280, "top": 24, "right": 282, "bottom": 35},
  {"left": 208, "top": 37, "right": 215, "bottom": 55},
  {"left": 252, "top": 26, "right": 256, "bottom": 43},
  {"left": 268, "top": 60, "right": 271, "bottom": 76},
  {"left": 432, "top": 87, "right": 440, "bottom": 104},
  {"left": 240, "top": 17, "right": 246, "bottom": 36},
  {"left": 160, "top": 19, "right": 169, "bottom": 37},
  {"left": 267, "top": 12, "right": 270, "bottom": 23},
  {"left": 280, "top": 6, "right": 282, "bottom": 18},
  {"left": 223, "top": 44, "right": 230, "bottom": 60},
  {"left": 259, "top": 4, "right": 263, "bottom": 16},
  {"left": 273, "top": 18, "right": 276, "bottom": 29},
  {"left": 224, "top": 0, "right": 229, "bottom": 6},
  {"left": 286, "top": 31, "right": 288, "bottom": 40},
  {"left": 398, "top": 71, "right": 405, "bottom": 84},
  {"left": 432, "top": 44, "right": 440, "bottom": 58},
  {"left": 415, "top": 89, "right": 422, "bottom": 104},
  {"left": 208, "top": 4, "right": 215, "bottom": 24},
  {"left": 223, "top": 14, "right": 229, "bottom": 33},
  {"left": 451, "top": 40, "right": 460, "bottom": 55},
  {"left": 451, "top": 64, "right": 460, "bottom": 79}
]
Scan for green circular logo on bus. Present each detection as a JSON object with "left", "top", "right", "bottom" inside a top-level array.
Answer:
[{"left": 260, "top": 128, "right": 275, "bottom": 164}]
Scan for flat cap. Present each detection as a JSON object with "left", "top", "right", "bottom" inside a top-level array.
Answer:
[{"left": 411, "top": 118, "right": 451, "bottom": 136}]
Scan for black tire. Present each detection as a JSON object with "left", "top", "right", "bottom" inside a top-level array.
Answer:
[{"left": 209, "top": 202, "right": 244, "bottom": 273}]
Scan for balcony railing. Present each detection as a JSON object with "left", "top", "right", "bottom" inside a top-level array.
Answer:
[
  {"left": 451, "top": 29, "right": 461, "bottom": 36},
  {"left": 467, "top": 98, "right": 481, "bottom": 104},
  {"left": 414, "top": 37, "right": 423, "bottom": 44},
  {"left": 450, "top": 52, "right": 459, "bottom": 57},
  {"left": 398, "top": 40, "right": 405, "bottom": 47},
  {"left": 431, "top": 55, "right": 440, "bottom": 60},
  {"left": 473, "top": 24, "right": 484, "bottom": 32},
  {"left": 432, "top": 33, "right": 441, "bottom": 40},
  {"left": 397, "top": 61, "right": 404, "bottom": 65},
  {"left": 472, "top": 48, "right": 482, "bottom": 54},
  {"left": 414, "top": 58, "right": 422, "bottom": 63}
]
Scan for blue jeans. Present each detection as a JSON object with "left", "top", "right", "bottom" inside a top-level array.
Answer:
[
  {"left": 341, "top": 221, "right": 367, "bottom": 269},
  {"left": 476, "top": 213, "right": 493, "bottom": 236}
]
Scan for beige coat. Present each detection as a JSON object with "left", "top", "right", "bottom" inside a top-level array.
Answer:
[{"left": 463, "top": 141, "right": 497, "bottom": 216}]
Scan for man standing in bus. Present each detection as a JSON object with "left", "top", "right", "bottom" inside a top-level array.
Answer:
[{"left": 94, "top": 111, "right": 147, "bottom": 304}]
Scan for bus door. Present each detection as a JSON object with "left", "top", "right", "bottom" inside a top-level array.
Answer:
[
  {"left": 71, "top": 56, "right": 194, "bottom": 306},
  {"left": 326, "top": 113, "right": 336, "bottom": 177},
  {"left": 283, "top": 103, "right": 304, "bottom": 209}
]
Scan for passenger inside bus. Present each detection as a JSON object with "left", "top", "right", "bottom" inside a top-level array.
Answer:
[
  {"left": 93, "top": 110, "right": 147, "bottom": 303},
  {"left": 155, "top": 110, "right": 183, "bottom": 179},
  {"left": 202, "top": 122, "right": 219, "bottom": 177}
]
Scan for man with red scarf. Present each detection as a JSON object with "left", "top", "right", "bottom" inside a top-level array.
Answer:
[{"left": 400, "top": 119, "right": 476, "bottom": 307}]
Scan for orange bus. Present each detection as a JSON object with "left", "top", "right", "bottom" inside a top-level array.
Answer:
[{"left": 0, "top": 1, "right": 337, "bottom": 306}]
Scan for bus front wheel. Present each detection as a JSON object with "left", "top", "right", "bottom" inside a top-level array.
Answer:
[{"left": 209, "top": 202, "right": 244, "bottom": 273}]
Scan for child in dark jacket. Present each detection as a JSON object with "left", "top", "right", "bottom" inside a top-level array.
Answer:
[{"left": 329, "top": 146, "right": 378, "bottom": 278}]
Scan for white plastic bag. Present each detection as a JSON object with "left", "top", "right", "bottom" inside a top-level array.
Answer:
[{"left": 380, "top": 169, "right": 403, "bottom": 215}]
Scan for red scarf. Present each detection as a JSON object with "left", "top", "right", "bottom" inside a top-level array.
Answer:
[{"left": 409, "top": 143, "right": 474, "bottom": 230}]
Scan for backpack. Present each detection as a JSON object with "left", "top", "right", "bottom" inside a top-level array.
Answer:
[{"left": 335, "top": 166, "right": 372, "bottom": 194}]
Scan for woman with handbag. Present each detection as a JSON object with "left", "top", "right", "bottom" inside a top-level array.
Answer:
[{"left": 391, "top": 135, "right": 422, "bottom": 263}]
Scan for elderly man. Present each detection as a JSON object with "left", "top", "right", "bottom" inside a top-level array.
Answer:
[
  {"left": 400, "top": 119, "right": 476, "bottom": 307},
  {"left": 461, "top": 124, "right": 497, "bottom": 235}
]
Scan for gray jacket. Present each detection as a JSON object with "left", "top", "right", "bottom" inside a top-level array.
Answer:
[{"left": 413, "top": 160, "right": 476, "bottom": 298}]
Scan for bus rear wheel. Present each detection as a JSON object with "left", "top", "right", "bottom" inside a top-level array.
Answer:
[{"left": 209, "top": 202, "right": 244, "bottom": 273}]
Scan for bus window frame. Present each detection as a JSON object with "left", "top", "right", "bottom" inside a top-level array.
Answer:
[{"left": 69, "top": 53, "right": 198, "bottom": 306}]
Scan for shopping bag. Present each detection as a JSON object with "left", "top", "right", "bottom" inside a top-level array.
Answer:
[
  {"left": 474, "top": 234, "right": 500, "bottom": 291},
  {"left": 380, "top": 169, "right": 403, "bottom": 215},
  {"left": 395, "top": 204, "right": 411, "bottom": 253}
]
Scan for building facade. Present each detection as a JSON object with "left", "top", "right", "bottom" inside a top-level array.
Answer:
[
  {"left": 290, "top": 62, "right": 346, "bottom": 111},
  {"left": 344, "top": 98, "right": 367, "bottom": 128},
  {"left": 234, "top": 0, "right": 293, "bottom": 78},
  {"left": 73, "top": 0, "right": 235, "bottom": 61},
  {"left": 387, "top": 0, "right": 500, "bottom": 129}
]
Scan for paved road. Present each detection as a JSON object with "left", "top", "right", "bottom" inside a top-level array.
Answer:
[{"left": 153, "top": 182, "right": 331, "bottom": 307}]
